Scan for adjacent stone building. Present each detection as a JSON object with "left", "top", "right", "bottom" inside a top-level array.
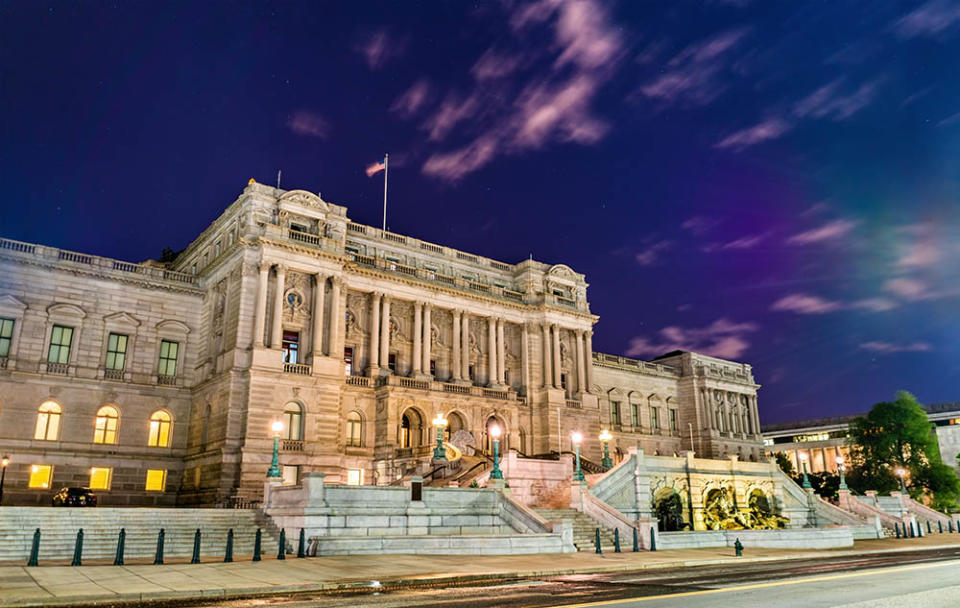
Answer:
[{"left": 0, "top": 181, "right": 765, "bottom": 506}]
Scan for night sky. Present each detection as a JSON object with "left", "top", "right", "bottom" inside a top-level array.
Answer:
[{"left": 2, "top": 2, "right": 959, "bottom": 424}]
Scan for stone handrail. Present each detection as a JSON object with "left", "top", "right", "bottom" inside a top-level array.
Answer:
[
  {"left": 589, "top": 451, "right": 636, "bottom": 503},
  {"left": 361, "top": 374, "right": 519, "bottom": 401},
  {"left": 837, "top": 491, "right": 905, "bottom": 530},
  {"left": 579, "top": 489, "right": 654, "bottom": 550},
  {"left": 497, "top": 493, "right": 554, "bottom": 534},
  {"left": 898, "top": 494, "right": 958, "bottom": 526}
]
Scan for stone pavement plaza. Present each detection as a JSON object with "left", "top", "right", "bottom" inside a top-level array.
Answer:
[{"left": 2, "top": 535, "right": 959, "bottom": 607}]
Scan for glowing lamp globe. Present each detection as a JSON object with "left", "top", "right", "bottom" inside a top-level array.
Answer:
[
  {"left": 571, "top": 431, "right": 583, "bottom": 445},
  {"left": 489, "top": 424, "right": 501, "bottom": 439},
  {"left": 599, "top": 429, "right": 612, "bottom": 442},
  {"left": 271, "top": 420, "right": 284, "bottom": 435}
]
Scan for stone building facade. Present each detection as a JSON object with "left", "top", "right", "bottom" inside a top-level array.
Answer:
[{"left": 0, "top": 181, "right": 765, "bottom": 506}]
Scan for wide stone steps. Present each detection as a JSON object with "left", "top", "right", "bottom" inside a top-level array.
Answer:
[
  {"left": 534, "top": 508, "right": 618, "bottom": 551},
  {"left": 0, "top": 507, "right": 283, "bottom": 563}
]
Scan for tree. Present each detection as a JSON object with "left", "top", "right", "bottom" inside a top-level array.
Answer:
[
  {"left": 849, "top": 391, "right": 960, "bottom": 508},
  {"left": 774, "top": 452, "right": 794, "bottom": 477}
]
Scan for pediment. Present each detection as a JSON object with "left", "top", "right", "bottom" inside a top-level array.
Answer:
[
  {"left": 278, "top": 189, "right": 329, "bottom": 212},
  {"left": 104, "top": 311, "right": 141, "bottom": 328},
  {"left": 47, "top": 303, "right": 86, "bottom": 318},
  {"left": 0, "top": 295, "right": 27, "bottom": 314},
  {"left": 156, "top": 319, "right": 191, "bottom": 335}
]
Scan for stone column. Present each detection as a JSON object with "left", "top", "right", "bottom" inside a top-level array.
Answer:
[
  {"left": 253, "top": 264, "right": 270, "bottom": 347},
  {"left": 551, "top": 324, "right": 562, "bottom": 389},
  {"left": 270, "top": 265, "right": 286, "bottom": 348},
  {"left": 368, "top": 292, "right": 381, "bottom": 375},
  {"left": 461, "top": 313, "right": 471, "bottom": 381},
  {"left": 452, "top": 309, "right": 462, "bottom": 381},
  {"left": 312, "top": 274, "right": 326, "bottom": 356},
  {"left": 497, "top": 319, "right": 506, "bottom": 385},
  {"left": 422, "top": 304, "right": 432, "bottom": 376},
  {"left": 487, "top": 317, "right": 497, "bottom": 386},
  {"left": 412, "top": 301, "right": 423, "bottom": 375},
  {"left": 542, "top": 323, "right": 552, "bottom": 388},
  {"left": 751, "top": 397, "right": 761, "bottom": 437},
  {"left": 584, "top": 330, "right": 594, "bottom": 393},
  {"left": 329, "top": 278, "right": 341, "bottom": 360},
  {"left": 521, "top": 323, "right": 530, "bottom": 395},
  {"left": 379, "top": 296, "right": 391, "bottom": 371},
  {"left": 575, "top": 330, "right": 586, "bottom": 394}
]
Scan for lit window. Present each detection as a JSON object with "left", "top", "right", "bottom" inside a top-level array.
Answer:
[
  {"left": 346, "top": 412, "right": 362, "bottom": 447},
  {"left": 0, "top": 317, "right": 14, "bottom": 357},
  {"left": 346, "top": 468, "right": 364, "bottom": 486},
  {"left": 282, "top": 331, "right": 299, "bottom": 364},
  {"left": 148, "top": 410, "right": 172, "bottom": 447},
  {"left": 388, "top": 353, "right": 397, "bottom": 373},
  {"left": 94, "top": 405, "right": 120, "bottom": 444},
  {"left": 104, "top": 333, "right": 128, "bottom": 371},
  {"left": 282, "top": 464, "right": 300, "bottom": 486},
  {"left": 344, "top": 346, "right": 354, "bottom": 376},
  {"left": 47, "top": 325, "right": 74, "bottom": 364},
  {"left": 35, "top": 401, "right": 62, "bottom": 441},
  {"left": 283, "top": 403, "right": 303, "bottom": 441},
  {"left": 29, "top": 465, "right": 53, "bottom": 488},
  {"left": 145, "top": 469, "right": 167, "bottom": 491},
  {"left": 89, "top": 467, "right": 112, "bottom": 490},
  {"left": 158, "top": 340, "right": 179, "bottom": 377}
]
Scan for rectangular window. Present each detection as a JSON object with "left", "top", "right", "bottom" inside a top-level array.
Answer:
[
  {"left": 29, "top": 465, "right": 53, "bottom": 489},
  {"left": 650, "top": 407, "right": 659, "bottom": 430},
  {"left": 282, "top": 331, "right": 300, "bottom": 364},
  {"left": 560, "top": 373, "right": 568, "bottom": 390},
  {"left": 669, "top": 410, "right": 678, "bottom": 431},
  {"left": 611, "top": 402, "right": 621, "bottom": 426},
  {"left": 47, "top": 325, "right": 74, "bottom": 364},
  {"left": 104, "top": 333, "right": 128, "bottom": 371},
  {"left": 0, "top": 317, "right": 14, "bottom": 357},
  {"left": 158, "top": 340, "right": 179, "bottom": 376},
  {"left": 344, "top": 346, "right": 354, "bottom": 376},
  {"left": 468, "top": 365, "right": 475, "bottom": 382},
  {"left": 430, "top": 359, "right": 436, "bottom": 376},
  {"left": 631, "top": 404, "right": 639, "bottom": 427},
  {"left": 346, "top": 468, "right": 364, "bottom": 486},
  {"left": 145, "top": 469, "right": 167, "bottom": 492},
  {"left": 89, "top": 467, "right": 112, "bottom": 490},
  {"left": 281, "top": 464, "right": 300, "bottom": 486},
  {"left": 388, "top": 353, "right": 397, "bottom": 373},
  {"left": 504, "top": 369, "right": 510, "bottom": 385}
]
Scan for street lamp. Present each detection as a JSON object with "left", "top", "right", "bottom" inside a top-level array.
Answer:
[
  {"left": 266, "top": 420, "right": 284, "bottom": 479},
  {"left": 836, "top": 456, "right": 847, "bottom": 491},
  {"left": 571, "top": 431, "right": 585, "bottom": 481},
  {"left": 895, "top": 467, "right": 907, "bottom": 493},
  {"left": 598, "top": 429, "right": 613, "bottom": 469},
  {"left": 798, "top": 452, "right": 812, "bottom": 489},
  {"left": 432, "top": 413, "right": 448, "bottom": 461},
  {"left": 0, "top": 456, "right": 9, "bottom": 506},
  {"left": 489, "top": 424, "right": 503, "bottom": 479}
]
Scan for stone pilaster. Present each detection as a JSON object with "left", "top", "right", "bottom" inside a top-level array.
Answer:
[
  {"left": 379, "top": 295, "right": 391, "bottom": 373},
  {"left": 253, "top": 264, "right": 270, "bottom": 348},
  {"left": 368, "top": 292, "right": 381, "bottom": 376},
  {"left": 270, "top": 265, "right": 286, "bottom": 349},
  {"left": 312, "top": 274, "right": 326, "bottom": 356},
  {"left": 412, "top": 300, "right": 423, "bottom": 375}
]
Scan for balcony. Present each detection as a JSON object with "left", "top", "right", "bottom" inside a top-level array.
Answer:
[
  {"left": 157, "top": 374, "right": 177, "bottom": 386},
  {"left": 565, "top": 399, "right": 582, "bottom": 409},
  {"left": 281, "top": 439, "right": 304, "bottom": 452},
  {"left": 45, "top": 362, "right": 69, "bottom": 375},
  {"left": 345, "top": 375, "right": 371, "bottom": 387},
  {"left": 103, "top": 369, "right": 124, "bottom": 381},
  {"left": 283, "top": 363, "right": 312, "bottom": 375},
  {"left": 347, "top": 374, "right": 518, "bottom": 401}
]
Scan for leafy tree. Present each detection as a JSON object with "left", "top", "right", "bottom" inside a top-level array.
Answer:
[
  {"left": 792, "top": 471, "right": 841, "bottom": 500},
  {"left": 774, "top": 452, "right": 794, "bottom": 477}
]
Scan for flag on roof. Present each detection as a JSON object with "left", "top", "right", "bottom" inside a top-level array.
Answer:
[{"left": 366, "top": 156, "right": 387, "bottom": 177}]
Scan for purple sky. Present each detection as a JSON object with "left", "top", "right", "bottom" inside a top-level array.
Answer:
[{"left": 2, "top": 1, "right": 959, "bottom": 423}]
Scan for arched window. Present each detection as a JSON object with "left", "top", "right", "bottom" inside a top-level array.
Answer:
[
  {"left": 94, "top": 405, "right": 120, "bottom": 444},
  {"left": 346, "top": 411, "right": 362, "bottom": 447},
  {"left": 148, "top": 410, "right": 172, "bottom": 447},
  {"left": 283, "top": 402, "right": 303, "bottom": 441},
  {"left": 399, "top": 409, "right": 423, "bottom": 448},
  {"left": 35, "top": 401, "right": 61, "bottom": 441}
]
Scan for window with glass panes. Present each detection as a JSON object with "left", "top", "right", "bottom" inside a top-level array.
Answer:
[
  {"left": 669, "top": 409, "right": 678, "bottom": 431},
  {"left": 610, "top": 401, "right": 621, "bottom": 426},
  {"left": 282, "top": 331, "right": 299, "bottom": 364},
  {"left": 346, "top": 412, "right": 362, "bottom": 446},
  {"left": 0, "top": 317, "right": 14, "bottom": 357},
  {"left": 650, "top": 407, "right": 659, "bottom": 429},
  {"left": 343, "top": 347, "right": 354, "bottom": 376},
  {"left": 145, "top": 469, "right": 167, "bottom": 491},
  {"left": 104, "top": 333, "right": 128, "bottom": 370},
  {"left": 89, "top": 467, "right": 112, "bottom": 490},
  {"left": 47, "top": 325, "right": 73, "bottom": 363},
  {"left": 631, "top": 403, "right": 639, "bottom": 427},
  {"left": 158, "top": 340, "right": 179, "bottom": 376}
]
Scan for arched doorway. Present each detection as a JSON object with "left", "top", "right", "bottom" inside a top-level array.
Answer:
[
  {"left": 654, "top": 489, "right": 685, "bottom": 531},
  {"left": 399, "top": 409, "right": 424, "bottom": 448},
  {"left": 483, "top": 416, "right": 506, "bottom": 454},
  {"left": 444, "top": 411, "right": 466, "bottom": 441}
]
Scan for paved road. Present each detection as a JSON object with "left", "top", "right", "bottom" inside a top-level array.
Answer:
[{"left": 177, "top": 547, "right": 960, "bottom": 608}]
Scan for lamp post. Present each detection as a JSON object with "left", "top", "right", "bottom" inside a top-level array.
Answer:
[
  {"left": 896, "top": 467, "right": 907, "bottom": 493},
  {"left": 836, "top": 456, "right": 848, "bottom": 491},
  {"left": 571, "top": 431, "right": 585, "bottom": 481},
  {"left": 266, "top": 421, "right": 283, "bottom": 479},
  {"left": 432, "top": 414, "right": 448, "bottom": 461},
  {"left": 489, "top": 424, "right": 503, "bottom": 479},
  {"left": 798, "top": 452, "right": 812, "bottom": 489},
  {"left": 0, "top": 456, "right": 9, "bottom": 506},
  {"left": 598, "top": 430, "right": 613, "bottom": 469}
]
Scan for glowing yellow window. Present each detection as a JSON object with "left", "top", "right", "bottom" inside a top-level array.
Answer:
[
  {"left": 34, "top": 402, "right": 61, "bottom": 441},
  {"left": 148, "top": 410, "right": 172, "bottom": 447},
  {"left": 145, "top": 469, "right": 167, "bottom": 492},
  {"left": 28, "top": 465, "right": 53, "bottom": 489},
  {"left": 94, "top": 405, "right": 119, "bottom": 444},
  {"left": 89, "top": 467, "right": 112, "bottom": 490},
  {"left": 346, "top": 468, "right": 364, "bottom": 486}
]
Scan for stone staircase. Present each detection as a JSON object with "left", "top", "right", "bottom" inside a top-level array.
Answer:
[
  {"left": 535, "top": 508, "right": 617, "bottom": 551},
  {"left": 0, "top": 507, "right": 283, "bottom": 564}
]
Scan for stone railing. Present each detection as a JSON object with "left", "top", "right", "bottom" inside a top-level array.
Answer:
[
  {"left": 355, "top": 374, "right": 519, "bottom": 401},
  {"left": 565, "top": 399, "right": 582, "bottom": 409},
  {"left": 45, "top": 362, "right": 69, "bottom": 375},
  {"left": 696, "top": 364, "right": 755, "bottom": 384},
  {"left": 345, "top": 375, "right": 371, "bottom": 387},
  {"left": 103, "top": 369, "right": 124, "bottom": 381},
  {"left": 157, "top": 374, "right": 178, "bottom": 386},
  {"left": 0, "top": 237, "right": 202, "bottom": 289},
  {"left": 282, "top": 439, "right": 305, "bottom": 452},
  {"left": 283, "top": 362, "right": 312, "bottom": 375},
  {"left": 592, "top": 353, "right": 680, "bottom": 378}
]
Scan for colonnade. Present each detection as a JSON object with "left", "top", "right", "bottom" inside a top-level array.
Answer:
[
  {"left": 702, "top": 390, "right": 761, "bottom": 436},
  {"left": 252, "top": 263, "right": 341, "bottom": 357}
]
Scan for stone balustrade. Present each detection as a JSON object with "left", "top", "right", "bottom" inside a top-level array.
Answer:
[
  {"left": 350, "top": 374, "right": 519, "bottom": 401},
  {"left": 592, "top": 352, "right": 680, "bottom": 378}
]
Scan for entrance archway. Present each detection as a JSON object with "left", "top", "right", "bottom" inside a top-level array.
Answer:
[
  {"left": 444, "top": 411, "right": 466, "bottom": 441},
  {"left": 483, "top": 416, "right": 506, "bottom": 454},
  {"left": 400, "top": 409, "right": 424, "bottom": 448}
]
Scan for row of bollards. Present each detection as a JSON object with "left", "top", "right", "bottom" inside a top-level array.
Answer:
[
  {"left": 592, "top": 527, "right": 653, "bottom": 553},
  {"left": 892, "top": 519, "right": 958, "bottom": 539},
  {"left": 26, "top": 527, "right": 309, "bottom": 566}
]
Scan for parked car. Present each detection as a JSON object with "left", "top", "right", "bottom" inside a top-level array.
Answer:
[{"left": 52, "top": 487, "right": 98, "bottom": 507}]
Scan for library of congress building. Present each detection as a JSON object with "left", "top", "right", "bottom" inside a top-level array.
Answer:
[{"left": 0, "top": 181, "right": 765, "bottom": 506}]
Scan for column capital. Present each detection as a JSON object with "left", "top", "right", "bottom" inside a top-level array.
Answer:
[
  {"left": 314, "top": 271, "right": 328, "bottom": 280},
  {"left": 258, "top": 263, "right": 272, "bottom": 274},
  {"left": 576, "top": 329, "right": 584, "bottom": 338},
  {"left": 371, "top": 290, "right": 383, "bottom": 300},
  {"left": 275, "top": 264, "right": 287, "bottom": 275},
  {"left": 330, "top": 276, "right": 345, "bottom": 289},
  {"left": 414, "top": 300, "right": 424, "bottom": 310},
  {"left": 423, "top": 302, "right": 432, "bottom": 311}
]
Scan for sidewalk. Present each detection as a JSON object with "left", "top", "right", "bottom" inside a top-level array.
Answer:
[{"left": 1, "top": 535, "right": 958, "bottom": 607}]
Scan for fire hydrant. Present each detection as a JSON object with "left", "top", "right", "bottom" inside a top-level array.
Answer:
[{"left": 734, "top": 538, "right": 743, "bottom": 557}]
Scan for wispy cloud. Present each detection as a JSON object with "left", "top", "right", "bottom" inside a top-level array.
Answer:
[
  {"left": 893, "top": 0, "right": 960, "bottom": 39},
  {"left": 635, "top": 240, "right": 673, "bottom": 266},
  {"left": 884, "top": 277, "right": 932, "bottom": 300},
  {"left": 626, "top": 318, "right": 759, "bottom": 360},
  {"left": 896, "top": 223, "right": 942, "bottom": 267},
  {"left": 771, "top": 293, "right": 842, "bottom": 314},
  {"left": 715, "top": 118, "right": 792, "bottom": 150},
  {"left": 786, "top": 219, "right": 857, "bottom": 245},
  {"left": 860, "top": 341, "right": 932, "bottom": 354},
  {"left": 390, "top": 80, "right": 432, "bottom": 118},
  {"left": 852, "top": 298, "right": 899, "bottom": 312},
  {"left": 286, "top": 111, "right": 330, "bottom": 139},
  {"left": 681, "top": 216, "right": 718, "bottom": 235},
  {"left": 793, "top": 78, "right": 882, "bottom": 121},
  {"left": 357, "top": 29, "right": 407, "bottom": 70},
  {"left": 701, "top": 232, "right": 769, "bottom": 253}
]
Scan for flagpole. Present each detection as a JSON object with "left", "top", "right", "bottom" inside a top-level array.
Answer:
[{"left": 382, "top": 153, "right": 389, "bottom": 231}]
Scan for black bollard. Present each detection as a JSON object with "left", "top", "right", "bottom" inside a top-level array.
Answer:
[
  {"left": 253, "top": 528, "right": 262, "bottom": 562},
  {"left": 191, "top": 529, "right": 201, "bottom": 564},
  {"left": 632, "top": 527, "right": 639, "bottom": 552},
  {"left": 918, "top": 522, "right": 924, "bottom": 537},
  {"left": 910, "top": 522, "right": 916, "bottom": 538},
  {"left": 734, "top": 538, "right": 743, "bottom": 557},
  {"left": 27, "top": 528, "right": 40, "bottom": 567},
  {"left": 650, "top": 527, "right": 657, "bottom": 552},
  {"left": 594, "top": 528, "right": 602, "bottom": 554},
  {"left": 895, "top": 522, "right": 901, "bottom": 538},
  {"left": 614, "top": 528, "right": 621, "bottom": 553},
  {"left": 114, "top": 528, "right": 126, "bottom": 566},
  {"left": 224, "top": 529, "right": 234, "bottom": 563},
  {"left": 938, "top": 521, "right": 943, "bottom": 534},
  {"left": 950, "top": 520, "right": 955, "bottom": 533},
  {"left": 71, "top": 529, "right": 84, "bottom": 566},
  {"left": 927, "top": 521, "right": 932, "bottom": 535},
  {"left": 278, "top": 529, "right": 286, "bottom": 560},
  {"left": 154, "top": 529, "right": 165, "bottom": 565},
  {"left": 297, "top": 528, "right": 305, "bottom": 558}
]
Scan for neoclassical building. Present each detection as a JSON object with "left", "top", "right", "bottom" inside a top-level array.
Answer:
[{"left": 0, "top": 181, "right": 764, "bottom": 506}]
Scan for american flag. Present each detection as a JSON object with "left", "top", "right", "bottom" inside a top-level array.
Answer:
[{"left": 366, "top": 156, "right": 387, "bottom": 177}]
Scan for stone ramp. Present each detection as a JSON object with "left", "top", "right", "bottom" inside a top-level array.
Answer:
[
  {"left": 0, "top": 507, "right": 280, "bottom": 564},
  {"left": 535, "top": 508, "right": 616, "bottom": 551}
]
